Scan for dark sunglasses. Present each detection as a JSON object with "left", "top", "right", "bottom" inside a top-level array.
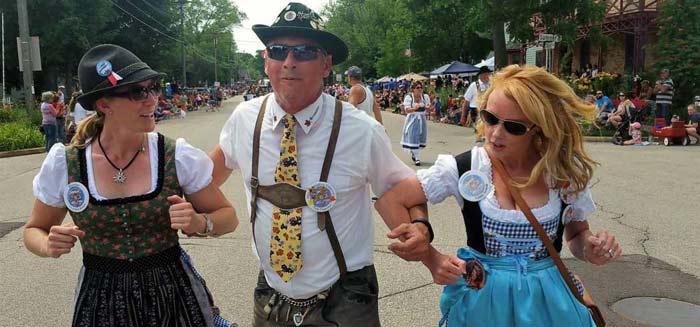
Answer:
[
  {"left": 480, "top": 110, "right": 535, "bottom": 136},
  {"left": 266, "top": 44, "right": 326, "bottom": 62},
  {"left": 108, "top": 80, "right": 161, "bottom": 101}
]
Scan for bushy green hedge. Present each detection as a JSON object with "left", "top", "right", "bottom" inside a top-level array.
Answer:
[
  {"left": 0, "top": 122, "right": 44, "bottom": 151},
  {"left": 0, "top": 107, "right": 45, "bottom": 151}
]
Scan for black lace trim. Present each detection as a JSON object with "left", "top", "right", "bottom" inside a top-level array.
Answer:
[{"left": 80, "top": 133, "right": 166, "bottom": 206}]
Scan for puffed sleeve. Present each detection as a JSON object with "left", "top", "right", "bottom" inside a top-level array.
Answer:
[
  {"left": 175, "top": 138, "right": 214, "bottom": 194},
  {"left": 403, "top": 94, "right": 413, "bottom": 109},
  {"left": 32, "top": 143, "right": 68, "bottom": 208},
  {"left": 416, "top": 154, "right": 461, "bottom": 206},
  {"left": 564, "top": 187, "right": 596, "bottom": 222}
]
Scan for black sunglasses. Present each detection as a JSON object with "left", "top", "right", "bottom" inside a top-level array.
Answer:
[
  {"left": 480, "top": 110, "right": 535, "bottom": 136},
  {"left": 266, "top": 44, "right": 326, "bottom": 62},
  {"left": 108, "top": 80, "right": 161, "bottom": 101}
]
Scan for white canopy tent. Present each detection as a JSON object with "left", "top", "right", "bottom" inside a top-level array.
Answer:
[{"left": 475, "top": 57, "right": 495, "bottom": 70}]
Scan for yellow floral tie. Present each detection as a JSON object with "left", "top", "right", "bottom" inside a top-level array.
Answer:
[{"left": 271, "top": 114, "right": 303, "bottom": 281}]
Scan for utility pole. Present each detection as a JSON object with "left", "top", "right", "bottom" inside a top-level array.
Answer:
[
  {"left": 17, "top": 0, "right": 33, "bottom": 111},
  {"left": 178, "top": 0, "right": 186, "bottom": 88},
  {"left": 2, "top": 12, "right": 6, "bottom": 106},
  {"left": 214, "top": 35, "right": 218, "bottom": 83}
]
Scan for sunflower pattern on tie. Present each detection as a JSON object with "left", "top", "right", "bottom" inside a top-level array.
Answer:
[{"left": 271, "top": 114, "right": 303, "bottom": 281}]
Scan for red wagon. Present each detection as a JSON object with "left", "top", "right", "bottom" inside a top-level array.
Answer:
[{"left": 651, "top": 119, "right": 691, "bottom": 146}]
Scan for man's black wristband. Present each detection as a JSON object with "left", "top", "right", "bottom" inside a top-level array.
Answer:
[{"left": 411, "top": 219, "right": 434, "bottom": 243}]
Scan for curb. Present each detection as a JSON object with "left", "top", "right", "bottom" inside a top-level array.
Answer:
[
  {"left": 583, "top": 136, "right": 612, "bottom": 142},
  {"left": 0, "top": 147, "right": 45, "bottom": 158}
]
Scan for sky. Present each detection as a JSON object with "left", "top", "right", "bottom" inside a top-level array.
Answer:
[{"left": 233, "top": 0, "right": 331, "bottom": 55}]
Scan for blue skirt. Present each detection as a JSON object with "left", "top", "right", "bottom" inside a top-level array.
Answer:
[
  {"left": 439, "top": 248, "right": 595, "bottom": 327},
  {"left": 401, "top": 113, "right": 427, "bottom": 149}
]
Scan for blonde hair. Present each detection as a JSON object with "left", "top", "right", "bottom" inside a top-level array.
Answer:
[
  {"left": 476, "top": 65, "right": 598, "bottom": 194},
  {"left": 41, "top": 91, "right": 54, "bottom": 102},
  {"left": 70, "top": 100, "right": 104, "bottom": 148}
]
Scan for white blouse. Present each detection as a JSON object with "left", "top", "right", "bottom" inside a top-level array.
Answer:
[
  {"left": 417, "top": 146, "right": 596, "bottom": 223},
  {"left": 33, "top": 132, "right": 214, "bottom": 208}
]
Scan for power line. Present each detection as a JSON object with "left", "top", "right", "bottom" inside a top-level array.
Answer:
[
  {"left": 106, "top": 0, "right": 231, "bottom": 65},
  {"left": 124, "top": 0, "right": 175, "bottom": 34},
  {"left": 139, "top": 0, "right": 172, "bottom": 18}
]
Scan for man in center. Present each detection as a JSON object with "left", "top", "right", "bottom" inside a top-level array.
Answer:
[{"left": 209, "top": 3, "right": 431, "bottom": 326}]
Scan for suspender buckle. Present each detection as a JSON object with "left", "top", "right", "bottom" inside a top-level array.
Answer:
[{"left": 250, "top": 176, "right": 259, "bottom": 223}]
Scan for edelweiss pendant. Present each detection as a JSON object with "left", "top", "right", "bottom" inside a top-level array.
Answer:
[{"left": 113, "top": 169, "right": 127, "bottom": 184}]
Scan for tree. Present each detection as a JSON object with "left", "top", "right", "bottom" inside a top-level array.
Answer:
[
  {"left": 655, "top": 0, "right": 700, "bottom": 116},
  {"left": 480, "top": 0, "right": 607, "bottom": 70}
]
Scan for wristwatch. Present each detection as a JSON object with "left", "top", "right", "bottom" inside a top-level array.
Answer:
[{"left": 195, "top": 214, "right": 215, "bottom": 237}]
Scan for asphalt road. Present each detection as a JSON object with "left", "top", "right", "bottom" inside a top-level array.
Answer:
[{"left": 0, "top": 96, "right": 698, "bottom": 326}]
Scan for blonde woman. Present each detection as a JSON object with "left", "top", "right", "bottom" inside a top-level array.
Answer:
[
  {"left": 376, "top": 65, "right": 621, "bottom": 326},
  {"left": 24, "top": 44, "right": 237, "bottom": 326}
]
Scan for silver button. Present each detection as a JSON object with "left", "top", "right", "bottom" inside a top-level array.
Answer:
[
  {"left": 128, "top": 258, "right": 133, "bottom": 262},
  {"left": 122, "top": 213, "right": 127, "bottom": 217},
  {"left": 122, "top": 222, "right": 128, "bottom": 227},
  {"left": 127, "top": 234, "right": 131, "bottom": 238}
]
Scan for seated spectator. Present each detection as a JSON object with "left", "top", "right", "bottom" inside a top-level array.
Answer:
[
  {"left": 609, "top": 93, "right": 636, "bottom": 128},
  {"left": 623, "top": 122, "right": 643, "bottom": 145},
  {"left": 686, "top": 103, "right": 700, "bottom": 144},
  {"left": 594, "top": 90, "right": 614, "bottom": 126}
]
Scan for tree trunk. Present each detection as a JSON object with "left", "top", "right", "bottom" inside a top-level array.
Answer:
[{"left": 491, "top": 0, "right": 507, "bottom": 69}]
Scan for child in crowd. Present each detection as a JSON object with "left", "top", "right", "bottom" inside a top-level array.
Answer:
[{"left": 623, "top": 122, "right": 643, "bottom": 145}]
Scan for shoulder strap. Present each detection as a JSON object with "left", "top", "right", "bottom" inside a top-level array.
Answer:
[
  {"left": 454, "top": 151, "right": 486, "bottom": 254},
  {"left": 318, "top": 100, "right": 347, "bottom": 277},
  {"left": 249, "top": 95, "right": 270, "bottom": 224}
]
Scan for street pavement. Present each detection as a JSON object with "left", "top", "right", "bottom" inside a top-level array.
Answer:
[{"left": 0, "top": 96, "right": 698, "bottom": 326}]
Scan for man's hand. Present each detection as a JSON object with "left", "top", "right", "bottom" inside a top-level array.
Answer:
[{"left": 386, "top": 222, "right": 430, "bottom": 261}]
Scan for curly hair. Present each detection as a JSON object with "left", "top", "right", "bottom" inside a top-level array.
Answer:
[{"left": 476, "top": 65, "right": 598, "bottom": 195}]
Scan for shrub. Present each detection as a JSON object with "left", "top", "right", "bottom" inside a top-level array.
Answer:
[{"left": 0, "top": 122, "right": 44, "bottom": 152}]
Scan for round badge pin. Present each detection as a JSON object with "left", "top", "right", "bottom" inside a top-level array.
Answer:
[
  {"left": 562, "top": 205, "right": 576, "bottom": 225},
  {"left": 458, "top": 170, "right": 492, "bottom": 202},
  {"left": 95, "top": 60, "right": 113, "bottom": 77},
  {"left": 64, "top": 182, "right": 89, "bottom": 212},
  {"left": 305, "top": 182, "right": 337, "bottom": 212},
  {"left": 284, "top": 11, "right": 297, "bottom": 21}
]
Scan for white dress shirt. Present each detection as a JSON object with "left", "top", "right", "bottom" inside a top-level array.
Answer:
[
  {"left": 416, "top": 146, "right": 596, "bottom": 223},
  {"left": 219, "top": 92, "right": 413, "bottom": 299},
  {"left": 463, "top": 81, "right": 489, "bottom": 109},
  {"left": 33, "top": 132, "right": 213, "bottom": 207}
]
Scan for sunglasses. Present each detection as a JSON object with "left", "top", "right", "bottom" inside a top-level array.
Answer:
[
  {"left": 108, "top": 80, "right": 161, "bottom": 101},
  {"left": 414, "top": 86, "right": 423, "bottom": 89},
  {"left": 480, "top": 110, "right": 535, "bottom": 136},
  {"left": 266, "top": 44, "right": 326, "bottom": 62}
]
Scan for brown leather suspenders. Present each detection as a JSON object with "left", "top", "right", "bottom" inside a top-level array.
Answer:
[{"left": 250, "top": 95, "right": 348, "bottom": 278}]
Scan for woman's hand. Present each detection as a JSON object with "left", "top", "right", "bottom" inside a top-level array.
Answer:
[
  {"left": 45, "top": 222, "right": 85, "bottom": 258},
  {"left": 584, "top": 230, "right": 621, "bottom": 265},
  {"left": 423, "top": 248, "right": 466, "bottom": 285},
  {"left": 168, "top": 195, "right": 205, "bottom": 235}
]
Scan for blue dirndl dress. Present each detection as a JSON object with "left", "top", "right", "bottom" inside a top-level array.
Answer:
[
  {"left": 417, "top": 149, "right": 598, "bottom": 327},
  {"left": 438, "top": 202, "right": 596, "bottom": 327}
]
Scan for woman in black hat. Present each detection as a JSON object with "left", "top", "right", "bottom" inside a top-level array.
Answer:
[{"left": 24, "top": 44, "right": 238, "bottom": 326}]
